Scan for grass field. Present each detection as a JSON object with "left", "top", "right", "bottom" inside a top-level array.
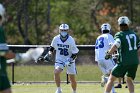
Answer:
[
  {"left": 7, "top": 65, "right": 140, "bottom": 93},
  {"left": 12, "top": 83, "right": 140, "bottom": 93},
  {"left": 7, "top": 65, "right": 140, "bottom": 81}
]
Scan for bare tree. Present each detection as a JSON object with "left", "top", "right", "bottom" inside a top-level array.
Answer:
[
  {"left": 17, "top": 0, "right": 31, "bottom": 44},
  {"left": 91, "top": 0, "right": 103, "bottom": 30},
  {"left": 34, "top": 0, "right": 39, "bottom": 44}
]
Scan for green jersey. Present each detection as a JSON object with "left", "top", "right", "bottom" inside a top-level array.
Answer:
[
  {"left": 114, "top": 29, "right": 140, "bottom": 65},
  {"left": 0, "top": 26, "right": 7, "bottom": 75}
]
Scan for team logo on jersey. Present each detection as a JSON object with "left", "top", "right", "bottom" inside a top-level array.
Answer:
[{"left": 57, "top": 44, "right": 69, "bottom": 48}]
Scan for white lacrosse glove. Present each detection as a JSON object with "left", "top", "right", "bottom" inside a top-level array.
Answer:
[
  {"left": 44, "top": 51, "right": 52, "bottom": 62},
  {"left": 65, "top": 58, "right": 73, "bottom": 67}
]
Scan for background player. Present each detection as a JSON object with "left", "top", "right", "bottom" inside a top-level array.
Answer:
[
  {"left": 95, "top": 23, "right": 116, "bottom": 93},
  {"left": 104, "top": 16, "right": 140, "bottom": 93},
  {"left": 38, "top": 23, "right": 79, "bottom": 93}
]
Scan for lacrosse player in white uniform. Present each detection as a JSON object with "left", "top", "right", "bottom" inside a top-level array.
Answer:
[
  {"left": 95, "top": 23, "right": 116, "bottom": 93},
  {"left": 38, "top": 23, "right": 79, "bottom": 93}
]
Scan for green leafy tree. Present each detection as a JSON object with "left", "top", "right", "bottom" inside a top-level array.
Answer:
[{"left": 1, "top": 0, "right": 140, "bottom": 45}]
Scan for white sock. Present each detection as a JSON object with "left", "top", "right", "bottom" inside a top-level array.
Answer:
[
  {"left": 111, "top": 86, "right": 116, "bottom": 93},
  {"left": 73, "top": 90, "right": 76, "bottom": 93},
  {"left": 104, "top": 92, "right": 110, "bottom": 93},
  {"left": 57, "top": 87, "right": 61, "bottom": 91}
]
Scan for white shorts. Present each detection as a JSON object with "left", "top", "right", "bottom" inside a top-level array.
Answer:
[
  {"left": 97, "top": 59, "right": 115, "bottom": 75},
  {"left": 55, "top": 62, "right": 77, "bottom": 75}
]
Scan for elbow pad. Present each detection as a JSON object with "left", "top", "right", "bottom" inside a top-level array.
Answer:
[
  {"left": 70, "top": 53, "right": 77, "bottom": 60},
  {"left": 114, "top": 39, "right": 121, "bottom": 48}
]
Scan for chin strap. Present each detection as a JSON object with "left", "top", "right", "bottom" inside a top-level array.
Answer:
[
  {"left": 60, "top": 34, "right": 68, "bottom": 38},
  {"left": 60, "top": 34, "right": 69, "bottom": 42}
]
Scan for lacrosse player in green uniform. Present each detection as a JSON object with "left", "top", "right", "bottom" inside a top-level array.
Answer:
[
  {"left": 104, "top": 16, "right": 140, "bottom": 93},
  {"left": 0, "top": 3, "right": 47, "bottom": 93},
  {"left": 0, "top": 3, "right": 15, "bottom": 93}
]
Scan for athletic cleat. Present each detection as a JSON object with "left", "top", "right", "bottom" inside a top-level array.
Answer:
[
  {"left": 122, "top": 81, "right": 126, "bottom": 84},
  {"left": 101, "top": 81, "right": 105, "bottom": 87},
  {"left": 114, "top": 84, "right": 122, "bottom": 88},
  {"left": 125, "top": 85, "right": 128, "bottom": 88},
  {"left": 55, "top": 89, "right": 62, "bottom": 93}
]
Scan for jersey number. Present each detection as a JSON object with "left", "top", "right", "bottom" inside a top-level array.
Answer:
[
  {"left": 126, "top": 34, "right": 137, "bottom": 51},
  {"left": 58, "top": 48, "right": 69, "bottom": 56},
  {"left": 95, "top": 37, "right": 104, "bottom": 49}
]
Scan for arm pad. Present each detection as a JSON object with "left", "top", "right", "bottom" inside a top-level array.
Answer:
[
  {"left": 70, "top": 53, "right": 77, "bottom": 60},
  {"left": 49, "top": 46, "right": 54, "bottom": 52},
  {"left": 114, "top": 39, "right": 121, "bottom": 48}
]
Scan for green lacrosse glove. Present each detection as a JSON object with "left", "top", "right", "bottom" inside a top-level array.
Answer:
[{"left": 105, "top": 51, "right": 112, "bottom": 60}]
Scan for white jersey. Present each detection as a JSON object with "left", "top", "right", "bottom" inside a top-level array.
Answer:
[
  {"left": 95, "top": 33, "right": 114, "bottom": 61},
  {"left": 51, "top": 34, "right": 79, "bottom": 63}
]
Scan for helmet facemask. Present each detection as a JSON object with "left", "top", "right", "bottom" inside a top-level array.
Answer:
[
  {"left": 59, "top": 24, "right": 69, "bottom": 39},
  {"left": 59, "top": 29, "right": 68, "bottom": 38}
]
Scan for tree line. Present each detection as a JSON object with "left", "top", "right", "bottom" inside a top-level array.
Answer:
[{"left": 1, "top": 0, "right": 140, "bottom": 45}]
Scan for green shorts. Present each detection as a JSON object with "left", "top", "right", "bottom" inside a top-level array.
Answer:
[
  {"left": 112, "top": 64, "right": 138, "bottom": 80},
  {"left": 0, "top": 75, "right": 11, "bottom": 91}
]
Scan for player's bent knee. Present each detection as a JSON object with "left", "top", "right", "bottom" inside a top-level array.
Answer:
[
  {"left": 54, "top": 69, "right": 62, "bottom": 75},
  {"left": 69, "top": 75, "right": 76, "bottom": 82},
  {"left": 54, "top": 70, "right": 59, "bottom": 75},
  {"left": 126, "top": 77, "right": 133, "bottom": 81},
  {"left": 70, "top": 79, "right": 76, "bottom": 83},
  {"left": 108, "top": 75, "right": 116, "bottom": 82}
]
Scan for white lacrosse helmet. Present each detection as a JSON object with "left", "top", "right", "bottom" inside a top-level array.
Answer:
[
  {"left": 118, "top": 16, "right": 130, "bottom": 25},
  {"left": 0, "top": 3, "right": 6, "bottom": 23},
  {"left": 59, "top": 24, "right": 69, "bottom": 37},
  {"left": 59, "top": 24, "right": 69, "bottom": 30},
  {"left": 101, "top": 23, "right": 111, "bottom": 33}
]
